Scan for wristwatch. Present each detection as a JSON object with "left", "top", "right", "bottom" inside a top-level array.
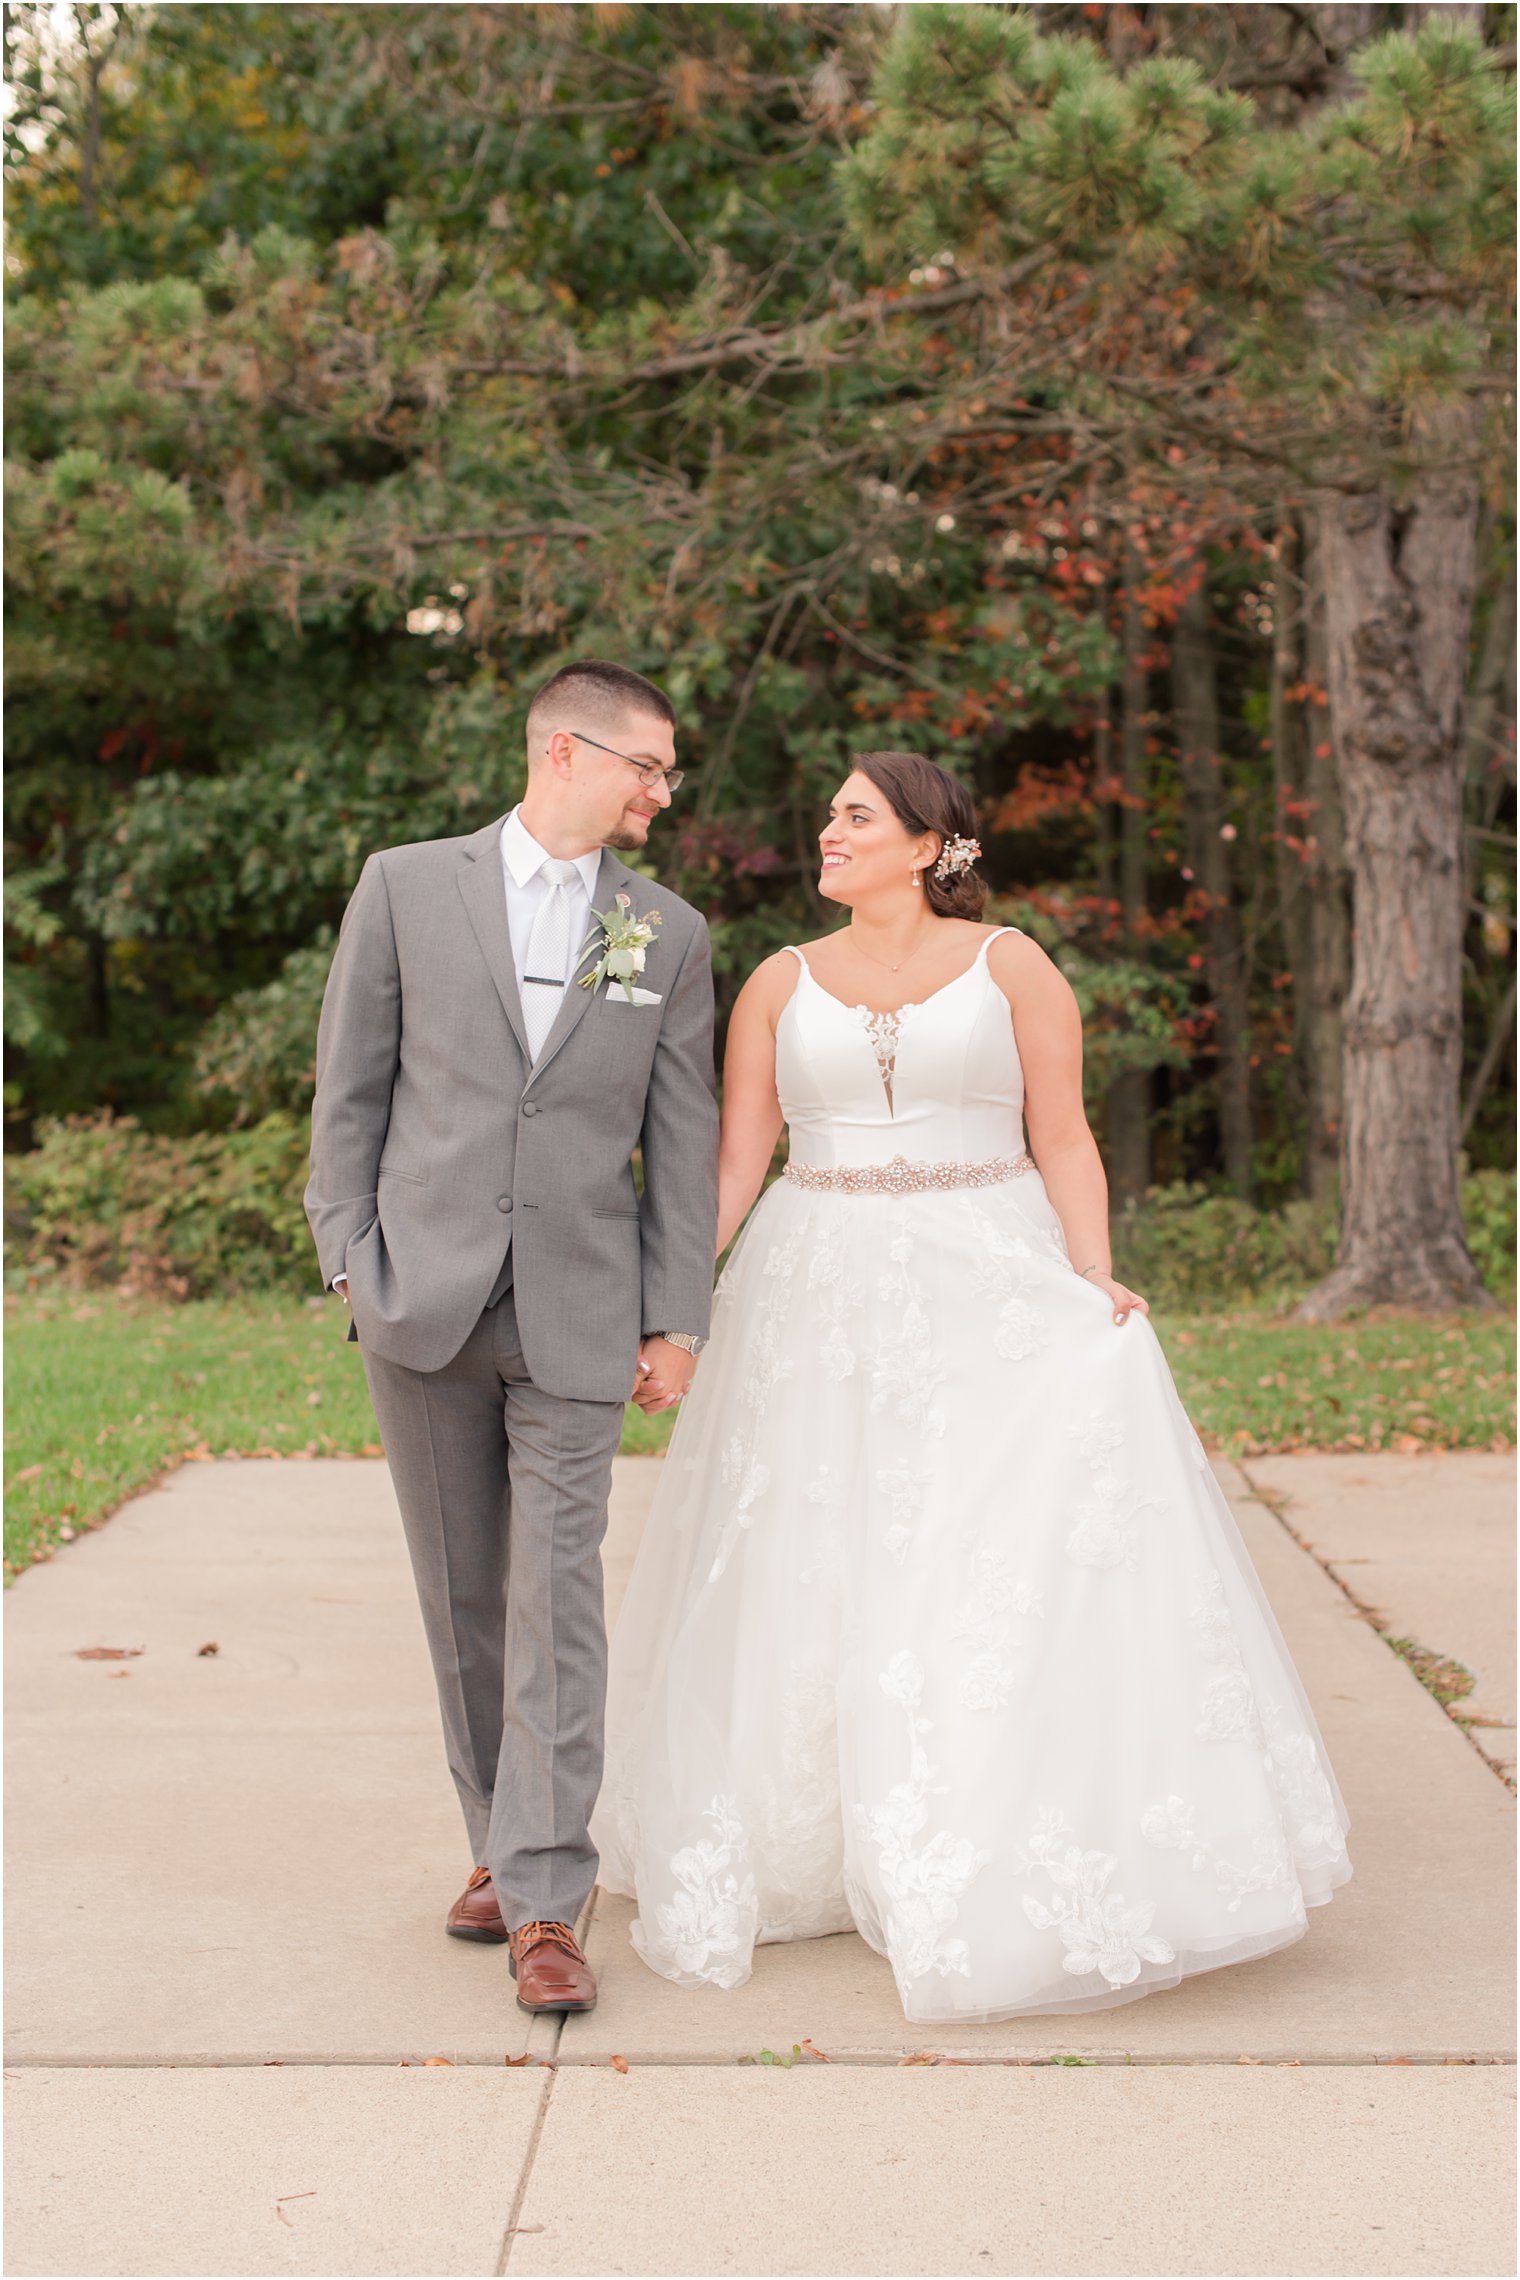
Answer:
[{"left": 655, "top": 1331, "right": 707, "bottom": 1356}]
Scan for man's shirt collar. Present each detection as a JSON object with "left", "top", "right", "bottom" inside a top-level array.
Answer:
[{"left": 501, "top": 807, "right": 603, "bottom": 902}]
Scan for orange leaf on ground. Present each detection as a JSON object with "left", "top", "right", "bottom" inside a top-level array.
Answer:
[
  {"left": 609, "top": 2054, "right": 630, "bottom": 2074},
  {"left": 76, "top": 1645, "right": 143, "bottom": 1660}
]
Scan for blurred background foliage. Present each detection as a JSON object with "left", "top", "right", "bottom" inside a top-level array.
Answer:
[{"left": 4, "top": 2, "right": 1514, "bottom": 1297}]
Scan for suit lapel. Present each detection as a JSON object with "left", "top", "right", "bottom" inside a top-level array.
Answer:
[
  {"left": 528, "top": 848, "right": 631, "bottom": 1082},
  {"left": 456, "top": 818, "right": 531, "bottom": 1065}
]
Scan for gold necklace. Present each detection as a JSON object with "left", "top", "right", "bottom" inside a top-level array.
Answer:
[{"left": 847, "top": 924, "right": 936, "bottom": 977}]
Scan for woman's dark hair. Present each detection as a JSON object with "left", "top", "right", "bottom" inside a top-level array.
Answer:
[{"left": 851, "top": 751, "right": 988, "bottom": 920}]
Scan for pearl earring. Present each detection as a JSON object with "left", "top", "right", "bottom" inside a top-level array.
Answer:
[{"left": 910, "top": 869, "right": 922, "bottom": 889}]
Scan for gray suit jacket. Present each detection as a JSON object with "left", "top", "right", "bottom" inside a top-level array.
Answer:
[{"left": 304, "top": 817, "right": 719, "bottom": 1400}]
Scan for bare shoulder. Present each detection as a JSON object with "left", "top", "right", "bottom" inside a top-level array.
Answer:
[
  {"left": 734, "top": 947, "right": 803, "bottom": 1024},
  {"left": 987, "top": 925, "right": 1072, "bottom": 1002}
]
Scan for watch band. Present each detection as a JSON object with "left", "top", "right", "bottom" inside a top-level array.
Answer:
[{"left": 656, "top": 1331, "right": 706, "bottom": 1356}]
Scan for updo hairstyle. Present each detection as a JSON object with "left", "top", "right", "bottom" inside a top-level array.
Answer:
[{"left": 851, "top": 750, "right": 988, "bottom": 920}]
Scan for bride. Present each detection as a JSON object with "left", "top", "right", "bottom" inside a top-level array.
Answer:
[{"left": 593, "top": 749, "right": 1351, "bottom": 2023}]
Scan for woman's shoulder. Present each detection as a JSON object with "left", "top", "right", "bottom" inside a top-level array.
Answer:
[
  {"left": 986, "top": 922, "right": 1068, "bottom": 995},
  {"left": 734, "top": 947, "right": 806, "bottom": 1009}
]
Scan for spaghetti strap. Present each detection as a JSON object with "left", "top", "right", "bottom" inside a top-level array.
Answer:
[
  {"left": 978, "top": 924, "right": 1021, "bottom": 962},
  {"left": 781, "top": 944, "right": 809, "bottom": 971}
]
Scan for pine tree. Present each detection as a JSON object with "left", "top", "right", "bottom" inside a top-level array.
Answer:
[{"left": 845, "top": 5, "right": 1514, "bottom": 1311}]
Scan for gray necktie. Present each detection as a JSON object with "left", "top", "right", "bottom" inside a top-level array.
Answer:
[{"left": 522, "top": 858, "right": 581, "bottom": 1061}]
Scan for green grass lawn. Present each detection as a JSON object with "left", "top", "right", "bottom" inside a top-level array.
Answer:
[{"left": 4, "top": 1291, "right": 1513, "bottom": 1580}]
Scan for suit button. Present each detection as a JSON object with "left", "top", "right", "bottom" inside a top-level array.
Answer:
[
  {"left": 522, "top": 1102, "right": 539, "bottom": 1117},
  {"left": 497, "top": 1197, "right": 512, "bottom": 1213}
]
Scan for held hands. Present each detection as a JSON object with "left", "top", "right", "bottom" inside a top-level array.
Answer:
[
  {"left": 632, "top": 1336, "right": 698, "bottom": 1414},
  {"left": 1080, "top": 1267, "right": 1150, "bottom": 1327}
]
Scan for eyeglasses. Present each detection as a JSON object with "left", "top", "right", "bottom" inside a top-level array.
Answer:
[{"left": 566, "top": 729, "right": 686, "bottom": 795}]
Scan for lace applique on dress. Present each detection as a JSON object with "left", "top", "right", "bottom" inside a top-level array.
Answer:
[{"left": 852, "top": 1005, "right": 912, "bottom": 1109}]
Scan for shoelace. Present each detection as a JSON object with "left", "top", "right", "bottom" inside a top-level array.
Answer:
[{"left": 512, "top": 1918, "right": 580, "bottom": 1955}]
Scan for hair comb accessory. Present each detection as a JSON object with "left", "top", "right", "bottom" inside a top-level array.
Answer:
[{"left": 933, "top": 833, "right": 981, "bottom": 882}]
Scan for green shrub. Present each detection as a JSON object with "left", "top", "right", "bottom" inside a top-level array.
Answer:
[
  {"left": 1117, "top": 1171, "right": 1517, "bottom": 1309},
  {"left": 193, "top": 935, "right": 333, "bottom": 1122},
  {"left": 6, "top": 1111, "right": 312, "bottom": 1297},
  {"left": 1114, "top": 1183, "right": 1336, "bottom": 1309},
  {"left": 1462, "top": 1167, "right": 1518, "bottom": 1298},
  {"left": 4, "top": 1115, "right": 1514, "bottom": 1309}
]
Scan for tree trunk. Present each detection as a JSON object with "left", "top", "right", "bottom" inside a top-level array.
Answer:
[
  {"left": 1174, "top": 574, "right": 1254, "bottom": 1194},
  {"left": 1093, "top": 702, "right": 1116, "bottom": 910},
  {"left": 1298, "top": 438, "right": 1491, "bottom": 1316},
  {"left": 1106, "top": 579, "right": 1152, "bottom": 1207},
  {"left": 1297, "top": 516, "right": 1352, "bottom": 1205},
  {"left": 86, "top": 931, "right": 110, "bottom": 1041},
  {"left": 1462, "top": 557, "right": 1516, "bottom": 789},
  {"left": 1461, "top": 969, "right": 1516, "bottom": 1146},
  {"left": 1269, "top": 518, "right": 1317, "bottom": 1186}
]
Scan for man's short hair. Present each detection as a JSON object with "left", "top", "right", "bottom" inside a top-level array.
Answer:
[{"left": 525, "top": 661, "right": 676, "bottom": 753}]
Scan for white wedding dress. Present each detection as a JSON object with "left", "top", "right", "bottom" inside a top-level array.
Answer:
[{"left": 593, "top": 932, "right": 1351, "bottom": 2022}]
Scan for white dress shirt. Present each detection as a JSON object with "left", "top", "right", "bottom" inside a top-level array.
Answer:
[{"left": 500, "top": 807, "right": 603, "bottom": 990}]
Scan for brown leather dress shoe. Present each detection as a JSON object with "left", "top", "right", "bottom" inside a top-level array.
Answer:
[
  {"left": 445, "top": 1867, "right": 508, "bottom": 1944},
  {"left": 508, "top": 1919, "right": 597, "bottom": 2014}
]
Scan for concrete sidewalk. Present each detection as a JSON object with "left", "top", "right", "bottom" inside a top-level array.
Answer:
[
  {"left": 1243, "top": 1451, "right": 1516, "bottom": 1782},
  {"left": 5, "top": 1453, "right": 1515, "bottom": 2276}
]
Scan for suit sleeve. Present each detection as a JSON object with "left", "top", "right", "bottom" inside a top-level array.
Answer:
[
  {"left": 637, "top": 914, "right": 720, "bottom": 1337},
  {"left": 304, "top": 852, "right": 401, "bottom": 1291}
]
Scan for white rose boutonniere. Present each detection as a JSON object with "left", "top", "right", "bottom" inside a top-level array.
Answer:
[{"left": 579, "top": 891, "right": 662, "bottom": 1002}]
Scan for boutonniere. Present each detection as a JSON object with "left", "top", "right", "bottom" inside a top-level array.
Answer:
[{"left": 578, "top": 892, "right": 662, "bottom": 1001}]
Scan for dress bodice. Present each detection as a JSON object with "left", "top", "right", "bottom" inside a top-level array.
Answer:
[{"left": 777, "top": 930, "right": 1026, "bottom": 1171}]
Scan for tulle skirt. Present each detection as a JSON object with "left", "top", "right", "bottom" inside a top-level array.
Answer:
[{"left": 593, "top": 1165, "right": 1351, "bottom": 2023}]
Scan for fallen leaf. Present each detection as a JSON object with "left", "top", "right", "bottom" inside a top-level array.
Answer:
[
  {"left": 76, "top": 1646, "right": 143, "bottom": 1661},
  {"left": 362, "top": 1443, "right": 384, "bottom": 1457},
  {"left": 1236, "top": 2054, "right": 1263, "bottom": 2065},
  {"left": 800, "top": 2038, "right": 831, "bottom": 2063},
  {"left": 897, "top": 2051, "right": 939, "bottom": 2066},
  {"left": 10, "top": 1464, "right": 43, "bottom": 1486},
  {"left": 423, "top": 2056, "right": 452, "bottom": 2067},
  {"left": 609, "top": 2053, "right": 629, "bottom": 2074},
  {"left": 503, "top": 2053, "right": 534, "bottom": 2067},
  {"left": 197, "top": 1642, "right": 220, "bottom": 1657}
]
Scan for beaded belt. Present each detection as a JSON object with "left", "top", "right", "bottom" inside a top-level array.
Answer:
[{"left": 783, "top": 1150, "right": 1035, "bottom": 1197}]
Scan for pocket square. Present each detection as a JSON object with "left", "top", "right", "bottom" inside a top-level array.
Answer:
[{"left": 606, "top": 984, "right": 662, "bottom": 1005}]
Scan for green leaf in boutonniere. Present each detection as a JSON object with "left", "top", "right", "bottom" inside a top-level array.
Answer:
[{"left": 578, "top": 891, "right": 662, "bottom": 1002}]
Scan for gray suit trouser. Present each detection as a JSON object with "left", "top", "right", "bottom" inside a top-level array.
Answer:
[{"left": 361, "top": 1287, "right": 625, "bottom": 1931}]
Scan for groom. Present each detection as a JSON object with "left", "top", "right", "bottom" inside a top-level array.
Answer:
[{"left": 305, "top": 661, "right": 719, "bottom": 2013}]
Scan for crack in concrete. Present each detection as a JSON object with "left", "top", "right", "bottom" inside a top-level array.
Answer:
[{"left": 1236, "top": 1459, "right": 1516, "bottom": 1792}]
